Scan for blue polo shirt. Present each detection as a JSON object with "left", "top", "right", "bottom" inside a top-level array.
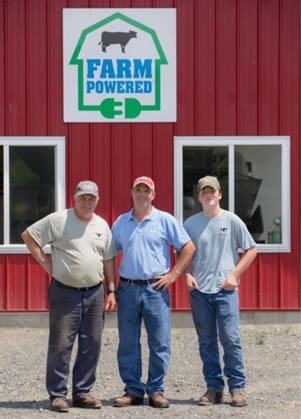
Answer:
[{"left": 112, "top": 206, "right": 190, "bottom": 280}]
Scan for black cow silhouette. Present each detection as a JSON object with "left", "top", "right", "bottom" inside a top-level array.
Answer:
[{"left": 98, "top": 30, "right": 137, "bottom": 53}]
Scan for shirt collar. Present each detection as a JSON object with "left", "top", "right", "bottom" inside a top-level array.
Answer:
[{"left": 128, "top": 206, "right": 157, "bottom": 222}]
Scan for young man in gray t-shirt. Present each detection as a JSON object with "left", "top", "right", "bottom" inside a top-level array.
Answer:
[{"left": 184, "top": 176, "right": 257, "bottom": 408}]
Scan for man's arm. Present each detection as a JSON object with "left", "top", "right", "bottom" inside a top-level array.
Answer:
[
  {"left": 21, "top": 230, "right": 52, "bottom": 275},
  {"left": 221, "top": 246, "right": 257, "bottom": 290},
  {"left": 153, "top": 240, "right": 195, "bottom": 290},
  {"left": 103, "top": 257, "right": 117, "bottom": 312}
]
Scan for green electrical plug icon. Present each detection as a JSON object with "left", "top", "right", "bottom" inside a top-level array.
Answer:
[
  {"left": 99, "top": 98, "right": 123, "bottom": 118},
  {"left": 124, "top": 98, "right": 143, "bottom": 118},
  {"left": 98, "top": 98, "right": 143, "bottom": 119}
]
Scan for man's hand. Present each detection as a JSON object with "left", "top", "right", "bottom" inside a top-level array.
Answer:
[
  {"left": 220, "top": 273, "right": 238, "bottom": 291},
  {"left": 105, "top": 293, "right": 117, "bottom": 313},
  {"left": 152, "top": 272, "right": 177, "bottom": 291},
  {"left": 185, "top": 272, "right": 198, "bottom": 291}
]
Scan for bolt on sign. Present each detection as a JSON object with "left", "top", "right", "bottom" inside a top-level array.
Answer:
[{"left": 63, "top": 9, "right": 176, "bottom": 122}]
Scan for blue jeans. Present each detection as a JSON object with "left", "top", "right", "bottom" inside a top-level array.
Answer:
[
  {"left": 117, "top": 281, "right": 171, "bottom": 397},
  {"left": 190, "top": 288, "right": 245, "bottom": 393},
  {"left": 46, "top": 279, "right": 104, "bottom": 399}
]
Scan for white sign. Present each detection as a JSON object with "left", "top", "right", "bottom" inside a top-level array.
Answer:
[{"left": 63, "top": 9, "right": 176, "bottom": 122}]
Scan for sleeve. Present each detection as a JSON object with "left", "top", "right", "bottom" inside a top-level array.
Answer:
[
  {"left": 163, "top": 213, "right": 191, "bottom": 251},
  {"left": 27, "top": 215, "right": 55, "bottom": 248},
  {"left": 183, "top": 219, "right": 191, "bottom": 237},
  {"left": 233, "top": 215, "right": 256, "bottom": 251},
  {"left": 111, "top": 217, "right": 122, "bottom": 252},
  {"left": 103, "top": 224, "right": 117, "bottom": 260}
]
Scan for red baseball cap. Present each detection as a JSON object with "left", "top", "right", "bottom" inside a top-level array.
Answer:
[{"left": 132, "top": 176, "right": 155, "bottom": 191}]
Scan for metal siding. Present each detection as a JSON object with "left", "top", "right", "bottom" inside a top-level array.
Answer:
[
  {"left": 216, "top": 0, "right": 237, "bottom": 134},
  {"left": 90, "top": 124, "right": 113, "bottom": 223},
  {"left": 26, "top": 0, "right": 48, "bottom": 134},
  {"left": 279, "top": 0, "right": 301, "bottom": 309},
  {"left": 0, "top": 0, "right": 300, "bottom": 311},
  {"left": 237, "top": 0, "right": 258, "bottom": 135},
  {"left": 5, "top": 0, "right": 27, "bottom": 135},
  {"left": 195, "top": 0, "right": 216, "bottom": 135},
  {"left": 0, "top": 2, "right": 5, "bottom": 134}
]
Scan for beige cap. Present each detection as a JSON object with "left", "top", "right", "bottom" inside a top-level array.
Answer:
[{"left": 198, "top": 176, "right": 221, "bottom": 192}]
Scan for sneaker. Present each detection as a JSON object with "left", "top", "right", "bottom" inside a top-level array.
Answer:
[
  {"left": 198, "top": 390, "right": 224, "bottom": 406},
  {"left": 50, "top": 396, "right": 69, "bottom": 413},
  {"left": 149, "top": 392, "right": 169, "bottom": 408},
  {"left": 231, "top": 390, "right": 247, "bottom": 407},
  {"left": 114, "top": 393, "right": 144, "bottom": 407},
  {"left": 73, "top": 394, "right": 102, "bottom": 409}
]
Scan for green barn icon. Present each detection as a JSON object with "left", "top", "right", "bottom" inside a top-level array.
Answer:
[{"left": 69, "top": 12, "right": 168, "bottom": 119}]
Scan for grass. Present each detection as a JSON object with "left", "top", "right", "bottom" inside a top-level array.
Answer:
[{"left": 255, "top": 330, "right": 267, "bottom": 345}]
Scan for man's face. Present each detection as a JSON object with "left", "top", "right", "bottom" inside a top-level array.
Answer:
[
  {"left": 198, "top": 187, "right": 221, "bottom": 207},
  {"left": 74, "top": 194, "right": 98, "bottom": 220},
  {"left": 131, "top": 183, "right": 155, "bottom": 209}
]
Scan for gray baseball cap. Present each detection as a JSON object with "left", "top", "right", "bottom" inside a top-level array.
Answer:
[{"left": 74, "top": 180, "right": 99, "bottom": 198}]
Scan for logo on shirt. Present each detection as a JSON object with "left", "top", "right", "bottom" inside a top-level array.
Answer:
[
  {"left": 219, "top": 227, "right": 228, "bottom": 235},
  {"left": 95, "top": 232, "right": 103, "bottom": 240}
]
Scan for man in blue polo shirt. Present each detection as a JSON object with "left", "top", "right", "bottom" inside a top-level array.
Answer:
[{"left": 112, "top": 176, "right": 195, "bottom": 409}]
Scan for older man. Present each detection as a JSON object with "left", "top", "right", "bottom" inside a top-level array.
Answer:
[{"left": 21, "top": 180, "right": 116, "bottom": 412}]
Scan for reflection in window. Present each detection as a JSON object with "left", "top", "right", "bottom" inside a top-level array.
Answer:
[
  {"left": 9, "top": 147, "right": 55, "bottom": 244},
  {"left": 176, "top": 136, "right": 290, "bottom": 252},
  {"left": 0, "top": 136, "right": 65, "bottom": 250},
  {"left": 183, "top": 146, "right": 228, "bottom": 220},
  {"left": 235, "top": 145, "right": 282, "bottom": 244},
  {"left": 0, "top": 147, "right": 3, "bottom": 243}
]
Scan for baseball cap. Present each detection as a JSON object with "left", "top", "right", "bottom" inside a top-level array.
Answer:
[
  {"left": 198, "top": 176, "right": 221, "bottom": 192},
  {"left": 74, "top": 180, "right": 99, "bottom": 198},
  {"left": 132, "top": 176, "right": 155, "bottom": 191}
]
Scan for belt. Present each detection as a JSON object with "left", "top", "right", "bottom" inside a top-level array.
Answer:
[
  {"left": 52, "top": 278, "right": 102, "bottom": 291},
  {"left": 120, "top": 276, "right": 161, "bottom": 285}
]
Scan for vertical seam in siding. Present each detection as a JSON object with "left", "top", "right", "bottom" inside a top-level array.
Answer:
[
  {"left": 46, "top": 0, "right": 49, "bottom": 135},
  {"left": 236, "top": 0, "right": 239, "bottom": 135},
  {"left": 26, "top": 255, "right": 30, "bottom": 310},
  {"left": 215, "top": 0, "right": 218, "bottom": 134},
  {"left": 258, "top": 255, "right": 262, "bottom": 309},
  {"left": 278, "top": 0, "right": 281, "bottom": 135},
  {"left": 257, "top": 0, "right": 260, "bottom": 134},
  {"left": 5, "top": 254, "right": 9, "bottom": 310},
  {"left": 3, "top": 1, "right": 7, "bottom": 134},
  {"left": 25, "top": 0, "right": 28, "bottom": 135}
]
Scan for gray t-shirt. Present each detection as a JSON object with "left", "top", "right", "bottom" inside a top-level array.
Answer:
[
  {"left": 27, "top": 209, "right": 116, "bottom": 287},
  {"left": 183, "top": 210, "right": 256, "bottom": 294}
]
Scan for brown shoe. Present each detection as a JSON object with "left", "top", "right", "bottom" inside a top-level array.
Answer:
[
  {"left": 50, "top": 396, "right": 69, "bottom": 412},
  {"left": 149, "top": 392, "right": 169, "bottom": 408},
  {"left": 198, "top": 390, "right": 224, "bottom": 406},
  {"left": 114, "top": 393, "right": 144, "bottom": 407},
  {"left": 231, "top": 390, "right": 247, "bottom": 407},
  {"left": 73, "top": 394, "right": 102, "bottom": 409}
]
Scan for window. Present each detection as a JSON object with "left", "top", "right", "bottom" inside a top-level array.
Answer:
[
  {"left": 174, "top": 136, "right": 290, "bottom": 253},
  {"left": 0, "top": 137, "right": 65, "bottom": 252}
]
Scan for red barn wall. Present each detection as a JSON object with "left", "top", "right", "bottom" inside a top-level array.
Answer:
[{"left": 0, "top": 0, "right": 300, "bottom": 311}]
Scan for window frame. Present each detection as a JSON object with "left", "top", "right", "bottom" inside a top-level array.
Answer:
[
  {"left": 174, "top": 136, "right": 291, "bottom": 253},
  {"left": 0, "top": 136, "right": 65, "bottom": 253}
]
